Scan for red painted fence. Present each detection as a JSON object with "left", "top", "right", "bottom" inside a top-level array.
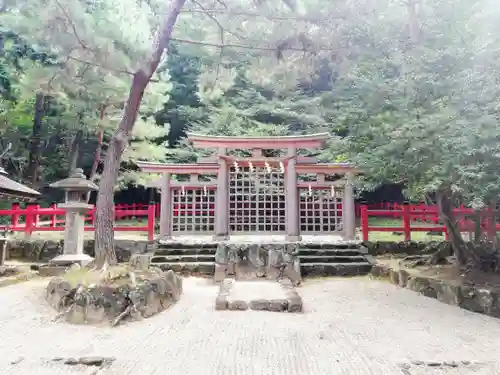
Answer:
[
  {"left": 359, "top": 204, "right": 499, "bottom": 241},
  {"left": 1, "top": 203, "right": 156, "bottom": 240},
  {"left": 3, "top": 202, "right": 498, "bottom": 242}
]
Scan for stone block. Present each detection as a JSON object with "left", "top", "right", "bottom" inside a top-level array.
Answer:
[
  {"left": 215, "top": 296, "right": 228, "bottom": 311},
  {"left": 39, "top": 265, "right": 68, "bottom": 277},
  {"left": 249, "top": 299, "right": 270, "bottom": 311},
  {"left": 214, "top": 264, "right": 227, "bottom": 283},
  {"left": 389, "top": 268, "right": 399, "bottom": 285},
  {"left": 285, "top": 290, "right": 303, "bottom": 313},
  {"left": 398, "top": 269, "right": 410, "bottom": 287},
  {"left": 130, "top": 253, "right": 153, "bottom": 270},
  {"left": 0, "top": 265, "right": 20, "bottom": 277},
  {"left": 228, "top": 300, "right": 248, "bottom": 310},
  {"left": 370, "top": 264, "right": 390, "bottom": 278},
  {"left": 269, "top": 299, "right": 288, "bottom": 312}
]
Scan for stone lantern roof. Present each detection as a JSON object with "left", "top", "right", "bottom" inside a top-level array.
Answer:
[
  {"left": 49, "top": 168, "right": 98, "bottom": 192},
  {"left": 0, "top": 167, "right": 40, "bottom": 200}
]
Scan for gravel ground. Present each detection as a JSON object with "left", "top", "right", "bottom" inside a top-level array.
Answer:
[{"left": 1, "top": 277, "right": 500, "bottom": 375}]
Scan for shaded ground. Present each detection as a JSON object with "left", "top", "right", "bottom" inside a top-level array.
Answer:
[{"left": 1, "top": 277, "right": 500, "bottom": 375}]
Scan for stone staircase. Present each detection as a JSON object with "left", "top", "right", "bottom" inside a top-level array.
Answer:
[
  {"left": 149, "top": 241, "right": 373, "bottom": 278},
  {"left": 298, "top": 243, "right": 374, "bottom": 277},
  {"left": 150, "top": 243, "right": 216, "bottom": 275}
]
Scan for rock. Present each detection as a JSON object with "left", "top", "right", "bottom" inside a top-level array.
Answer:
[
  {"left": 0, "top": 265, "right": 20, "bottom": 277},
  {"left": 363, "top": 241, "right": 453, "bottom": 256},
  {"left": 215, "top": 295, "right": 228, "bottom": 310},
  {"left": 78, "top": 356, "right": 115, "bottom": 367},
  {"left": 249, "top": 299, "right": 270, "bottom": 311},
  {"left": 370, "top": 264, "right": 389, "bottom": 278},
  {"left": 269, "top": 299, "right": 288, "bottom": 312},
  {"left": 406, "top": 277, "right": 438, "bottom": 298},
  {"left": 227, "top": 300, "right": 248, "bottom": 310},
  {"left": 389, "top": 269, "right": 399, "bottom": 285},
  {"left": 398, "top": 270, "right": 410, "bottom": 287},
  {"left": 285, "top": 290, "right": 303, "bottom": 312},
  {"left": 130, "top": 253, "right": 152, "bottom": 270},
  {"left": 46, "top": 269, "right": 183, "bottom": 325},
  {"left": 431, "top": 280, "right": 461, "bottom": 306},
  {"left": 10, "top": 357, "right": 24, "bottom": 365},
  {"left": 64, "top": 358, "right": 79, "bottom": 365},
  {"left": 39, "top": 265, "right": 67, "bottom": 277},
  {"left": 164, "top": 269, "right": 183, "bottom": 301}
]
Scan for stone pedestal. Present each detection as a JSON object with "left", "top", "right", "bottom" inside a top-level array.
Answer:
[
  {"left": 50, "top": 202, "right": 94, "bottom": 266},
  {"left": 0, "top": 237, "right": 7, "bottom": 266}
]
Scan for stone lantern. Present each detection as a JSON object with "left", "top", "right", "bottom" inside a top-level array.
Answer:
[{"left": 49, "top": 168, "right": 98, "bottom": 266}]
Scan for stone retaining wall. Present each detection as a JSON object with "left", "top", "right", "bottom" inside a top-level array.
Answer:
[
  {"left": 214, "top": 244, "right": 300, "bottom": 283},
  {"left": 6, "top": 239, "right": 152, "bottom": 263},
  {"left": 363, "top": 241, "right": 452, "bottom": 256},
  {"left": 371, "top": 264, "right": 500, "bottom": 318}
]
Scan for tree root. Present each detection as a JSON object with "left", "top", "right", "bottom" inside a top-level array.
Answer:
[
  {"left": 53, "top": 284, "right": 91, "bottom": 323},
  {"left": 112, "top": 300, "right": 140, "bottom": 327}
]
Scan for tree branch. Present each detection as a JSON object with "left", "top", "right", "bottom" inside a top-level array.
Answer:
[
  {"left": 53, "top": 0, "right": 95, "bottom": 53},
  {"left": 170, "top": 37, "right": 333, "bottom": 52},
  {"left": 180, "top": 8, "right": 342, "bottom": 22}
]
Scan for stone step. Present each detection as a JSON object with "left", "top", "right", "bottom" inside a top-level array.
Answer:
[
  {"left": 151, "top": 255, "right": 215, "bottom": 263},
  {"left": 153, "top": 262, "right": 215, "bottom": 274},
  {"left": 300, "top": 243, "right": 364, "bottom": 250},
  {"left": 297, "top": 249, "right": 364, "bottom": 257},
  {"left": 298, "top": 255, "right": 368, "bottom": 263},
  {"left": 300, "top": 262, "right": 372, "bottom": 277},
  {"left": 153, "top": 248, "right": 216, "bottom": 256},
  {"left": 156, "top": 242, "right": 217, "bottom": 250}
]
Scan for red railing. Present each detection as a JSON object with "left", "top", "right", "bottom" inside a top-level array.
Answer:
[
  {"left": 360, "top": 204, "right": 498, "bottom": 241},
  {"left": 1, "top": 203, "right": 156, "bottom": 240}
]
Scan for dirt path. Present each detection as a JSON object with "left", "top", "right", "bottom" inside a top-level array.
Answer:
[{"left": 1, "top": 277, "right": 500, "bottom": 375}]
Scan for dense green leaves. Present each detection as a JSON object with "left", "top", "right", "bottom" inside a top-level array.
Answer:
[{"left": 0, "top": 0, "right": 500, "bottom": 213}]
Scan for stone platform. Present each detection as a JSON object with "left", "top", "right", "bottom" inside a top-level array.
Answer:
[{"left": 215, "top": 279, "right": 302, "bottom": 312}]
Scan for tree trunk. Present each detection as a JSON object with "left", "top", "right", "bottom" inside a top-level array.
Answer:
[
  {"left": 473, "top": 209, "right": 482, "bottom": 243},
  {"left": 27, "top": 93, "right": 45, "bottom": 187},
  {"left": 68, "top": 130, "right": 83, "bottom": 174},
  {"left": 486, "top": 199, "right": 497, "bottom": 245},
  {"left": 86, "top": 104, "right": 106, "bottom": 203},
  {"left": 436, "top": 187, "right": 468, "bottom": 266},
  {"left": 93, "top": 0, "right": 187, "bottom": 268},
  {"left": 406, "top": 0, "right": 420, "bottom": 44}
]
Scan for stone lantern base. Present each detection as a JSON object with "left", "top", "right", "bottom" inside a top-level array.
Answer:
[{"left": 50, "top": 253, "right": 94, "bottom": 267}]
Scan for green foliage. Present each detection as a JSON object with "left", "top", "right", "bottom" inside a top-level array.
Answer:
[{"left": 1, "top": 0, "right": 500, "bottom": 214}]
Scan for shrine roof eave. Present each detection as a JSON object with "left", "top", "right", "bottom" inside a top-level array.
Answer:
[
  {"left": 296, "top": 163, "right": 358, "bottom": 174},
  {"left": 136, "top": 161, "right": 219, "bottom": 174},
  {"left": 0, "top": 175, "right": 41, "bottom": 200},
  {"left": 187, "top": 133, "right": 330, "bottom": 149}
]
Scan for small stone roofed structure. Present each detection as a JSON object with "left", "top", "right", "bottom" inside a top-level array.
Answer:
[
  {"left": 138, "top": 133, "right": 357, "bottom": 241},
  {"left": 0, "top": 167, "right": 40, "bottom": 201},
  {"left": 0, "top": 167, "right": 40, "bottom": 265}
]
